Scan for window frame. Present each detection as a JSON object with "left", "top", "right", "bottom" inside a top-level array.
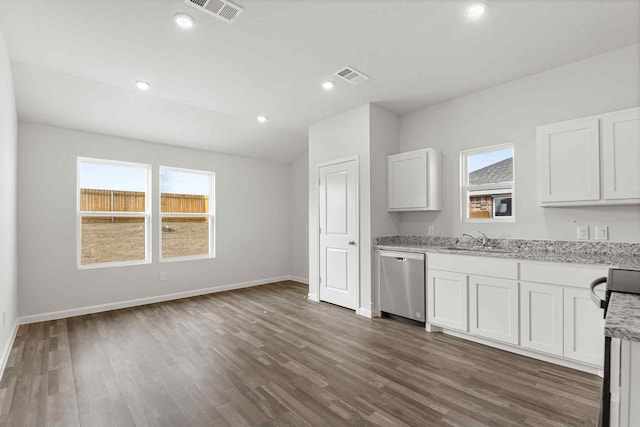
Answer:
[
  {"left": 159, "top": 166, "right": 216, "bottom": 263},
  {"left": 76, "top": 157, "right": 152, "bottom": 269},
  {"left": 460, "top": 143, "right": 515, "bottom": 223}
]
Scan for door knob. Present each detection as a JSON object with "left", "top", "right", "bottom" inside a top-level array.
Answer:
[{"left": 348, "top": 240, "right": 356, "bottom": 246}]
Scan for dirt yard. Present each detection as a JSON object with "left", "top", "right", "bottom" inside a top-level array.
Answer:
[{"left": 81, "top": 221, "right": 209, "bottom": 265}]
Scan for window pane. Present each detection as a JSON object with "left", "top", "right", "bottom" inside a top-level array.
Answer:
[
  {"left": 160, "top": 170, "right": 210, "bottom": 213},
  {"left": 81, "top": 216, "right": 146, "bottom": 265},
  {"left": 468, "top": 148, "right": 513, "bottom": 185},
  {"left": 468, "top": 192, "right": 512, "bottom": 219},
  {"left": 79, "top": 162, "right": 147, "bottom": 212},
  {"left": 161, "top": 218, "right": 209, "bottom": 258}
]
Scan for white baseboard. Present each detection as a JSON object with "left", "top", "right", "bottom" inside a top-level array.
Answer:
[
  {"left": 18, "top": 275, "right": 291, "bottom": 325},
  {"left": 441, "top": 328, "right": 600, "bottom": 375},
  {"left": 0, "top": 320, "right": 19, "bottom": 382},
  {"left": 287, "top": 275, "right": 309, "bottom": 285},
  {"left": 356, "top": 308, "right": 373, "bottom": 318}
]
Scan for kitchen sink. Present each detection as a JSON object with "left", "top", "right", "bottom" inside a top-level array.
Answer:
[{"left": 444, "top": 246, "right": 510, "bottom": 254}]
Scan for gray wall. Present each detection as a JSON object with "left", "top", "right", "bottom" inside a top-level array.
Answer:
[
  {"left": 288, "top": 152, "right": 309, "bottom": 282},
  {"left": 398, "top": 44, "right": 640, "bottom": 242},
  {"left": 17, "top": 123, "right": 291, "bottom": 318},
  {"left": 0, "top": 25, "right": 18, "bottom": 370}
]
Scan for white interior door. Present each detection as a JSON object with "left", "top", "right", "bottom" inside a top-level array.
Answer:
[{"left": 319, "top": 160, "right": 358, "bottom": 310}]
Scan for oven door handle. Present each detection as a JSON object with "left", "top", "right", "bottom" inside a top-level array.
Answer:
[{"left": 590, "top": 277, "right": 607, "bottom": 310}]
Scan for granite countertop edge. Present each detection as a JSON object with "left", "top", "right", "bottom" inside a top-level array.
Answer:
[
  {"left": 605, "top": 292, "right": 640, "bottom": 343},
  {"left": 373, "top": 243, "right": 638, "bottom": 268}
]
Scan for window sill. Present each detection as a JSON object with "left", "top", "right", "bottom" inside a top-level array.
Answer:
[
  {"left": 159, "top": 254, "right": 215, "bottom": 263},
  {"left": 78, "top": 259, "right": 151, "bottom": 270},
  {"left": 462, "top": 217, "right": 516, "bottom": 223}
]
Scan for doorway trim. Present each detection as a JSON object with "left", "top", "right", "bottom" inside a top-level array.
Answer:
[{"left": 314, "top": 155, "right": 360, "bottom": 312}]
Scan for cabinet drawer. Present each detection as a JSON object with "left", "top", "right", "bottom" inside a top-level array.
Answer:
[
  {"left": 428, "top": 254, "right": 517, "bottom": 279},
  {"left": 520, "top": 261, "right": 610, "bottom": 288}
]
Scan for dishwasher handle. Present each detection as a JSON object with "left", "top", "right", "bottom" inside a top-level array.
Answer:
[{"left": 379, "top": 250, "right": 425, "bottom": 261}]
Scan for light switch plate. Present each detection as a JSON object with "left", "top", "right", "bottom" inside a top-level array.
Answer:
[
  {"left": 577, "top": 225, "right": 590, "bottom": 240},
  {"left": 594, "top": 226, "right": 608, "bottom": 240},
  {"left": 428, "top": 225, "right": 435, "bottom": 235}
]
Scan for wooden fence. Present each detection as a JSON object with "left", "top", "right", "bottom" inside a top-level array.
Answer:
[{"left": 80, "top": 189, "right": 209, "bottom": 223}]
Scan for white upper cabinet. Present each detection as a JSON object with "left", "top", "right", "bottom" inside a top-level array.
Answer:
[
  {"left": 537, "top": 107, "right": 640, "bottom": 206},
  {"left": 387, "top": 148, "right": 441, "bottom": 211},
  {"left": 537, "top": 118, "right": 600, "bottom": 204},
  {"left": 602, "top": 109, "right": 640, "bottom": 200}
]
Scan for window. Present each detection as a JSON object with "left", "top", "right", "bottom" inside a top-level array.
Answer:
[
  {"left": 77, "top": 158, "right": 151, "bottom": 268},
  {"left": 160, "top": 167, "right": 215, "bottom": 261},
  {"left": 461, "top": 144, "right": 514, "bottom": 222}
]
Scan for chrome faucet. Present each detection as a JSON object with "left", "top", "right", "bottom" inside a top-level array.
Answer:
[
  {"left": 477, "top": 231, "right": 488, "bottom": 247},
  {"left": 462, "top": 232, "right": 489, "bottom": 247}
]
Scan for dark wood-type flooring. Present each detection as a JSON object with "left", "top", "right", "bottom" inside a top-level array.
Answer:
[{"left": 0, "top": 281, "right": 600, "bottom": 426}]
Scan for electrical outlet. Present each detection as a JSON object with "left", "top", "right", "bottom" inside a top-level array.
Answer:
[
  {"left": 594, "top": 226, "right": 608, "bottom": 240},
  {"left": 159, "top": 272, "right": 166, "bottom": 281},
  {"left": 428, "top": 225, "right": 435, "bottom": 235},
  {"left": 577, "top": 225, "right": 590, "bottom": 240}
]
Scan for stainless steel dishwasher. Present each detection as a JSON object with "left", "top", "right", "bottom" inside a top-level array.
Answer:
[{"left": 379, "top": 250, "right": 425, "bottom": 323}]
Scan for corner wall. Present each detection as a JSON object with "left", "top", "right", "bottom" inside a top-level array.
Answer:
[
  {"left": 0, "top": 25, "right": 18, "bottom": 375},
  {"left": 289, "top": 152, "right": 309, "bottom": 283},
  {"left": 399, "top": 44, "right": 640, "bottom": 242},
  {"left": 17, "top": 123, "right": 291, "bottom": 319}
]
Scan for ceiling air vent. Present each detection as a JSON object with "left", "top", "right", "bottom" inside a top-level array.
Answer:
[
  {"left": 334, "top": 66, "right": 369, "bottom": 85},
  {"left": 184, "top": 0, "right": 244, "bottom": 24}
]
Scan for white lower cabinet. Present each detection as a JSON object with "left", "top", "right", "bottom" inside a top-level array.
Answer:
[
  {"left": 425, "top": 255, "right": 608, "bottom": 372},
  {"left": 469, "top": 276, "right": 519, "bottom": 345},
  {"left": 427, "top": 270, "right": 468, "bottom": 332},
  {"left": 563, "top": 287, "right": 605, "bottom": 366},
  {"left": 520, "top": 281, "right": 564, "bottom": 356}
]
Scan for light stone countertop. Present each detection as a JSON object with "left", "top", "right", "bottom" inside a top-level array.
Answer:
[
  {"left": 605, "top": 292, "right": 640, "bottom": 342},
  {"left": 374, "top": 243, "right": 640, "bottom": 269},
  {"left": 374, "top": 236, "right": 640, "bottom": 269}
]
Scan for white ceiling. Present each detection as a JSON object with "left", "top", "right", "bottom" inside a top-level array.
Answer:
[{"left": 1, "top": 0, "right": 638, "bottom": 162}]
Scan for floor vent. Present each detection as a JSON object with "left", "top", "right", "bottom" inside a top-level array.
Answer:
[
  {"left": 334, "top": 66, "right": 369, "bottom": 85},
  {"left": 185, "top": 0, "right": 244, "bottom": 24}
]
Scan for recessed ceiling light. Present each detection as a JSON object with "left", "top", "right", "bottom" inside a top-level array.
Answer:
[
  {"left": 321, "top": 81, "right": 335, "bottom": 91},
  {"left": 135, "top": 80, "right": 151, "bottom": 91},
  {"left": 174, "top": 13, "right": 195, "bottom": 29},
  {"left": 465, "top": 2, "right": 487, "bottom": 20},
  {"left": 256, "top": 115, "right": 268, "bottom": 123}
]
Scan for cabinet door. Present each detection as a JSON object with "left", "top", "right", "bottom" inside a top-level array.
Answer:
[
  {"left": 388, "top": 149, "right": 428, "bottom": 210},
  {"left": 469, "top": 276, "right": 519, "bottom": 344},
  {"left": 427, "top": 270, "right": 468, "bottom": 332},
  {"left": 563, "top": 287, "right": 604, "bottom": 366},
  {"left": 537, "top": 118, "right": 600, "bottom": 204},
  {"left": 520, "top": 282, "right": 563, "bottom": 356},
  {"left": 602, "top": 108, "right": 640, "bottom": 200}
]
